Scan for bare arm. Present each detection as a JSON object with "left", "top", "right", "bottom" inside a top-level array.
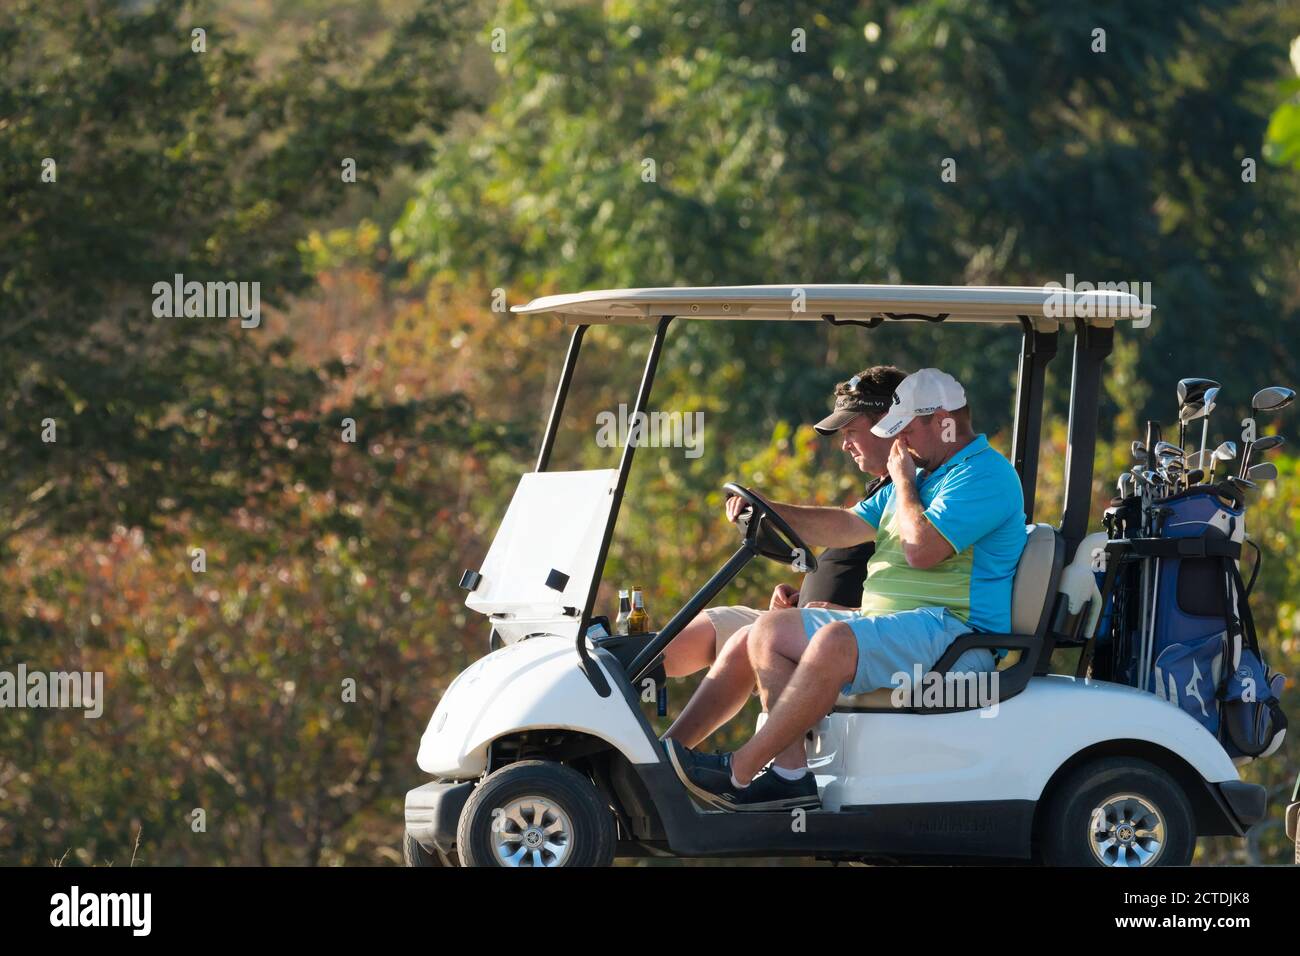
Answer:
[
  {"left": 774, "top": 502, "right": 876, "bottom": 548},
  {"left": 888, "top": 442, "right": 954, "bottom": 569},
  {"left": 725, "top": 496, "right": 873, "bottom": 549}
]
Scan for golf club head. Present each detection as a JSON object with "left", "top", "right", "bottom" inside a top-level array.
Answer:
[
  {"left": 1252, "top": 435, "right": 1284, "bottom": 454},
  {"left": 1183, "top": 389, "right": 1218, "bottom": 423},
  {"left": 1251, "top": 386, "right": 1295, "bottom": 413},
  {"left": 1154, "top": 441, "right": 1184, "bottom": 458},
  {"left": 1177, "top": 378, "right": 1218, "bottom": 404},
  {"left": 1186, "top": 468, "right": 1205, "bottom": 484},
  {"left": 1213, "top": 440, "right": 1237, "bottom": 461},
  {"left": 1247, "top": 462, "right": 1278, "bottom": 482},
  {"left": 1227, "top": 475, "right": 1257, "bottom": 492},
  {"left": 1131, "top": 440, "right": 1146, "bottom": 459}
]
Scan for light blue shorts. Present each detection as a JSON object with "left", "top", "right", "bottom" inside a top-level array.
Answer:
[{"left": 800, "top": 606, "right": 996, "bottom": 696}]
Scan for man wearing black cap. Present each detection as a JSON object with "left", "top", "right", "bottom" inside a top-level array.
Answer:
[{"left": 660, "top": 365, "right": 907, "bottom": 748}]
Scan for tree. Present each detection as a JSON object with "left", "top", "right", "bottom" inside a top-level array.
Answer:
[
  {"left": 395, "top": 0, "right": 1300, "bottom": 434},
  {"left": 0, "top": 0, "right": 474, "bottom": 547}
]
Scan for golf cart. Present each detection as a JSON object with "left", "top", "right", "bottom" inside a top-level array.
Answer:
[{"left": 405, "top": 285, "right": 1268, "bottom": 867}]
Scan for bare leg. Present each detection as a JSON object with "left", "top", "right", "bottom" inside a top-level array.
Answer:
[
  {"left": 744, "top": 609, "right": 814, "bottom": 772},
  {"left": 733, "top": 621, "right": 857, "bottom": 783},
  {"left": 661, "top": 612, "right": 718, "bottom": 678},
  {"left": 662, "top": 626, "right": 757, "bottom": 748}
]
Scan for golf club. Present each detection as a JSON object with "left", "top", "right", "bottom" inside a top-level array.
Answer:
[
  {"left": 1196, "top": 386, "right": 1219, "bottom": 470},
  {"left": 1176, "top": 378, "right": 1218, "bottom": 452},
  {"left": 1208, "top": 440, "right": 1236, "bottom": 484},
  {"left": 1239, "top": 434, "right": 1284, "bottom": 478},
  {"left": 1239, "top": 387, "right": 1294, "bottom": 479}
]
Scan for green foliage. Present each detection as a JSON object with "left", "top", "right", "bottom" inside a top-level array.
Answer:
[
  {"left": 1265, "top": 32, "right": 1300, "bottom": 168},
  {"left": 396, "top": 0, "right": 1300, "bottom": 436},
  {"left": 0, "top": 0, "right": 473, "bottom": 544}
]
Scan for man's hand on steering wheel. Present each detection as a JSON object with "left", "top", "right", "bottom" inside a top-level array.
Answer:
[{"left": 722, "top": 482, "right": 818, "bottom": 574}]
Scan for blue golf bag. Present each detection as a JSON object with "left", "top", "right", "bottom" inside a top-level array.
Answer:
[{"left": 1093, "top": 486, "right": 1287, "bottom": 761}]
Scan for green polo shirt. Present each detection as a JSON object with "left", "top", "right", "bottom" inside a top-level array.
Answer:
[{"left": 850, "top": 435, "right": 1025, "bottom": 633}]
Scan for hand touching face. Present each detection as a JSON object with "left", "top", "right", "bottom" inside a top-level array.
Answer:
[{"left": 887, "top": 438, "right": 918, "bottom": 485}]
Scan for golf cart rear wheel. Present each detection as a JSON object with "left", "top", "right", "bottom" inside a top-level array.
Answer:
[
  {"left": 456, "top": 760, "right": 615, "bottom": 868},
  {"left": 1042, "top": 757, "right": 1195, "bottom": 867}
]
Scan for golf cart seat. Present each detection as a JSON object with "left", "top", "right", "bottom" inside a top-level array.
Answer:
[{"left": 833, "top": 523, "right": 1064, "bottom": 712}]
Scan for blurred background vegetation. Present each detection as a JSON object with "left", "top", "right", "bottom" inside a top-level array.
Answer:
[{"left": 3, "top": 0, "right": 1300, "bottom": 865}]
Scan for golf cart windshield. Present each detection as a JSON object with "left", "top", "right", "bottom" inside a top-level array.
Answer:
[{"left": 465, "top": 469, "right": 619, "bottom": 634}]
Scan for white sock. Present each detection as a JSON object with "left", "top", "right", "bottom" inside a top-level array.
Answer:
[
  {"left": 771, "top": 764, "right": 807, "bottom": 781},
  {"left": 729, "top": 770, "right": 749, "bottom": 789}
]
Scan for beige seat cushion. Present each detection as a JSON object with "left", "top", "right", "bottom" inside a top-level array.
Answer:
[{"left": 833, "top": 524, "right": 1058, "bottom": 709}]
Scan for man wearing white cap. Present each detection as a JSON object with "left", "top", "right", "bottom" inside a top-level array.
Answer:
[{"left": 665, "top": 369, "right": 1027, "bottom": 811}]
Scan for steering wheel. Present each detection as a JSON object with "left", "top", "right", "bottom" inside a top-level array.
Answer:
[{"left": 723, "top": 482, "right": 818, "bottom": 574}]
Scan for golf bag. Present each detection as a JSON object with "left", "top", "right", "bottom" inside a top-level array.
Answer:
[{"left": 1095, "top": 486, "right": 1287, "bottom": 760}]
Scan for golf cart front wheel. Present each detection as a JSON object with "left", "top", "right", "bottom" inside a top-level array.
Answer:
[
  {"left": 456, "top": 760, "right": 616, "bottom": 867},
  {"left": 403, "top": 830, "right": 458, "bottom": 867},
  {"left": 1042, "top": 757, "right": 1195, "bottom": 867}
]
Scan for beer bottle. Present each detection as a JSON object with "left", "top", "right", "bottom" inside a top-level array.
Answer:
[
  {"left": 615, "top": 589, "right": 631, "bottom": 636},
  {"left": 627, "top": 587, "right": 651, "bottom": 635}
]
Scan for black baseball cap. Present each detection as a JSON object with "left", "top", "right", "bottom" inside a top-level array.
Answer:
[{"left": 813, "top": 367, "right": 906, "bottom": 435}]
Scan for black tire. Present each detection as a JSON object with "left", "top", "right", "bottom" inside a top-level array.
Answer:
[
  {"left": 403, "top": 830, "right": 459, "bottom": 867},
  {"left": 403, "top": 830, "right": 443, "bottom": 867},
  {"left": 1041, "top": 756, "right": 1196, "bottom": 867},
  {"left": 456, "top": 760, "right": 615, "bottom": 867}
]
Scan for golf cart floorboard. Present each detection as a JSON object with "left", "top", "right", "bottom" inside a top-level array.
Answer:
[{"left": 632, "top": 763, "right": 1036, "bottom": 861}]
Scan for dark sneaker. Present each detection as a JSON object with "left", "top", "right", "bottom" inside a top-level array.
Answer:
[
  {"left": 733, "top": 767, "right": 820, "bottom": 811},
  {"left": 664, "top": 739, "right": 820, "bottom": 812},
  {"left": 663, "top": 739, "right": 736, "bottom": 809}
]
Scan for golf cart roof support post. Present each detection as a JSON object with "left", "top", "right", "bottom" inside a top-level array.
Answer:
[
  {"left": 627, "top": 543, "right": 756, "bottom": 683},
  {"left": 535, "top": 323, "right": 588, "bottom": 472},
  {"left": 1010, "top": 317, "right": 1059, "bottom": 524},
  {"left": 575, "top": 315, "right": 675, "bottom": 695},
  {"left": 1060, "top": 319, "right": 1114, "bottom": 562}
]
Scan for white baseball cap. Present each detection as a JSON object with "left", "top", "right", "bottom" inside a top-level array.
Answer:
[{"left": 870, "top": 368, "right": 968, "bottom": 438}]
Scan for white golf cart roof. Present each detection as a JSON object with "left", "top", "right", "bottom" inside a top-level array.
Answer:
[{"left": 512, "top": 284, "right": 1153, "bottom": 330}]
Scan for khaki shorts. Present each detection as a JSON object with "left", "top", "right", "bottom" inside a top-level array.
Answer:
[{"left": 702, "top": 605, "right": 764, "bottom": 657}]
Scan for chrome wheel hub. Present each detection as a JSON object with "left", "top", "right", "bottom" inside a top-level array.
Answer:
[
  {"left": 1088, "top": 792, "right": 1166, "bottom": 866},
  {"left": 491, "top": 797, "right": 573, "bottom": 867}
]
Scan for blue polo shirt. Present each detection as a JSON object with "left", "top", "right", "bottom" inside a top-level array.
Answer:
[{"left": 851, "top": 434, "right": 1026, "bottom": 633}]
